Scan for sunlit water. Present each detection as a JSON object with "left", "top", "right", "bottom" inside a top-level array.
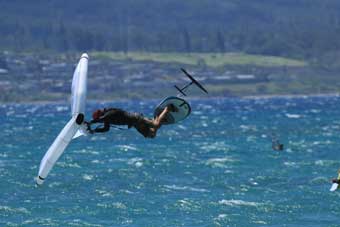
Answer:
[{"left": 1, "top": 96, "right": 340, "bottom": 226}]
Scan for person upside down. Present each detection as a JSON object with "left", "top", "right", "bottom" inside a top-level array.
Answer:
[{"left": 86, "top": 104, "right": 177, "bottom": 138}]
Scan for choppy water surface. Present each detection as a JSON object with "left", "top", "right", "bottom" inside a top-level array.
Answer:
[{"left": 1, "top": 96, "right": 340, "bottom": 226}]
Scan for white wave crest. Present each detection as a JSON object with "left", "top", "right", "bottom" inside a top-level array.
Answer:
[
  {"left": 206, "top": 157, "right": 235, "bottom": 168},
  {"left": 116, "top": 145, "right": 138, "bottom": 151},
  {"left": 128, "top": 157, "right": 143, "bottom": 167},
  {"left": 285, "top": 113, "right": 302, "bottom": 118},
  {"left": 218, "top": 199, "right": 262, "bottom": 207},
  {"left": 164, "top": 184, "right": 209, "bottom": 192},
  {"left": 0, "top": 205, "right": 30, "bottom": 215}
]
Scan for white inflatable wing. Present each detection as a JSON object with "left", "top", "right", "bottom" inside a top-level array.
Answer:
[
  {"left": 330, "top": 183, "right": 338, "bottom": 192},
  {"left": 71, "top": 53, "right": 88, "bottom": 117},
  {"left": 36, "top": 117, "right": 79, "bottom": 184},
  {"left": 36, "top": 53, "right": 88, "bottom": 185},
  {"left": 73, "top": 123, "right": 89, "bottom": 139}
]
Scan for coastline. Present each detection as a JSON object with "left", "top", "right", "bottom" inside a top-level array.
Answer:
[
  {"left": 1, "top": 92, "right": 340, "bottom": 105},
  {"left": 241, "top": 92, "right": 340, "bottom": 100}
]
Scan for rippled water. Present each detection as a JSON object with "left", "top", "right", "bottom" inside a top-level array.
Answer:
[{"left": 1, "top": 96, "right": 340, "bottom": 226}]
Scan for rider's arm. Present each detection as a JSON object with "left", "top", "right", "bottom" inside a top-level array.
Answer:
[
  {"left": 90, "top": 116, "right": 104, "bottom": 124},
  {"left": 93, "top": 121, "right": 110, "bottom": 133},
  {"left": 152, "top": 106, "right": 170, "bottom": 128},
  {"left": 138, "top": 107, "right": 169, "bottom": 129}
]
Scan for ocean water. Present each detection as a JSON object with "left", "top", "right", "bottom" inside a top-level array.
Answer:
[{"left": 1, "top": 96, "right": 340, "bottom": 227}]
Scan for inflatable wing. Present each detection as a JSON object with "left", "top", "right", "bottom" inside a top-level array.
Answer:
[
  {"left": 36, "top": 53, "right": 88, "bottom": 185},
  {"left": 330, "top": 183, "right": 339, "bottom": 192}
]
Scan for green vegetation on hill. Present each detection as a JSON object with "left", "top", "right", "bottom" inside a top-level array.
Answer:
[
  {"left": 1, "top": 0, "right": 340, "bottom": 68},
  {"left": 92, "top": 52, "right": 307, "bottom": 68}
]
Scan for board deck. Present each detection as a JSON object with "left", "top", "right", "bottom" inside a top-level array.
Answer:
[{"left": 154, "top": 96, "right": 191, "bottom": 124}]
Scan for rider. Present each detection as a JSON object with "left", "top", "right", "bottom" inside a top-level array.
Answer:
[
  {"left": 86, "top": 104, "right": 177, "bottom": 138},
  {"left": 332, "top": 169, "right": 340, "bottom": 184},
  {"left": 271, "top": 134, "right": 284, "bottom": 151}
]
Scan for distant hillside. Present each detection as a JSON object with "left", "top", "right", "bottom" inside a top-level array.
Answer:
[
  {"left": 2, "top": 51, "right": 339, "bottom": 103},
  {"left": 1, "top": 0, "right": 340, "bottom": 67}
]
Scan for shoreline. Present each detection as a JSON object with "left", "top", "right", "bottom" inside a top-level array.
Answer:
[
  {"left": 1, "top": 93, "right": 340, "bottom": 105},
  {"left": 241, "top": 92, "right": 340, "bottom": 100}
]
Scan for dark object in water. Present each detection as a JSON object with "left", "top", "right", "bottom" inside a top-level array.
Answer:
[{"left": 272, "top": 142, "right": 284, "bottom": 151}]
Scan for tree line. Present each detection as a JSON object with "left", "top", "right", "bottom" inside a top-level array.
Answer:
[{"left": 1, "top": 0, "right": 340, "bottom": 66}]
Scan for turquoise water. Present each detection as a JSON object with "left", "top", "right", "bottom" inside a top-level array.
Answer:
[{"left": 1, "top": 97, "right": 340, "bottom": 226}]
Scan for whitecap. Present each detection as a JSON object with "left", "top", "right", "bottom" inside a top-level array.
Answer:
[
  {"left": 201, "top": 122, "right": 208, "bottom": 127},
  {"left": 135, "top": 162, "right": 143, "bottom": 167},
  {"left": 285, "top": 113, "right": 302, "bottom": 118},
  {"left": 310, "top": 109, "right": 321, "bottom": 113},
  {"left": 192, "top": 111, "right": 203, "bottom": 115},
  {"left": 284, "top": 161, "right": 297, "bottom": 167},
  {"left": 22, "top": 218, "right": 58, "bottom": 226},
  {"left": 240, "top": 125, "right": 257, "bottom": 131},
  {"left": 175, "top": 199, "right": 200, "bottom": 211},
  {"left": 177, "top": 125, "right": 187, "bottom": 130},
  {"left": 119, "top": 189, "right": 134, "bottom": 194},
  {"left": 198, "top": 104, "right": 213, "bottom": 110},
  {"left": 6, "top": 110, "right": 15, "bottom": 116},
  {"left": 315, "top": 160, "right": 338, "bottom": 166},
  {"left": 0, "top": 205, "right": 30, "bottom": 215},
  {"left": 91, "top": 159, "right": 104, "bottom": 164},
  {"left": 0, "top": 153, "right": 8, "bottom": 158},
  {"left": 116, "top": 145, "right": 138, "bottom": 151},
  {"left": 218, "top": 199, "right": 261, "bottom": 207},
  {"left": 48, "top": 182, "right": 62, "bottom": 188},
  {"left": 82, "top": 174, "right": 94, "bottom": 181},
  {"left": 164, "top": 184, "right": 209, "bottom": 192},
  {"left": 95, "top": 189, "right": 114, "bottom": 198},
  {"left": 200, "top": 141, "right": 231, "bottom": 152},
  {"left": 97, "top": 202, "right": 127, "bottom": 210},
  {"left": 128, "top": 157, "right": 143, "bottom": 167},
  {"left": 57, "top": 162, "right": 81, "bottom": 168},
  {"left": 67, "top": 219, "right": 103, "bottom": 227},
  {"left": 56, "top": 106, "right": 68, "bottom": 112},
  {"left": 206, "top": 157, "right": 235, "bottom": 167},
  {"left": 112, "top": 202, "right": 127, "bottom": 209},
  {"left": 216, "top": 214, "right": 228, "bottom": 220},
  {"left": 26, "top": 106, "right": 39, "bottom": 113},
  {"left": 73, "top": 149, "right": 99, "bottom": 155},
  {"left": 312, "top": 140, "right": 332, "bottom": 145},
  {"left": 200, "top": 115, "right": 209, "bottom": 120}
]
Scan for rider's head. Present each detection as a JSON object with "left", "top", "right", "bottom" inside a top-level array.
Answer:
[{"left": 92, "top": 109, "right": 104, "bottom": 120}]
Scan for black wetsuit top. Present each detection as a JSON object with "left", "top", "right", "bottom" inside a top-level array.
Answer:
[
  {"left": 90, "top": 108, "right": 143, "bottom": 133},
  {"left": 333, "top": 178, "right": 340, "bottom": 184}
]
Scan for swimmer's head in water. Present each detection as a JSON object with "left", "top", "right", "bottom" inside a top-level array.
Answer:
[
  {"left": 273, "top": 143, "right": 284, "bottom": 151},
  {"left": 278, "top": 144, "right": 284, "bottom": 150}
]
